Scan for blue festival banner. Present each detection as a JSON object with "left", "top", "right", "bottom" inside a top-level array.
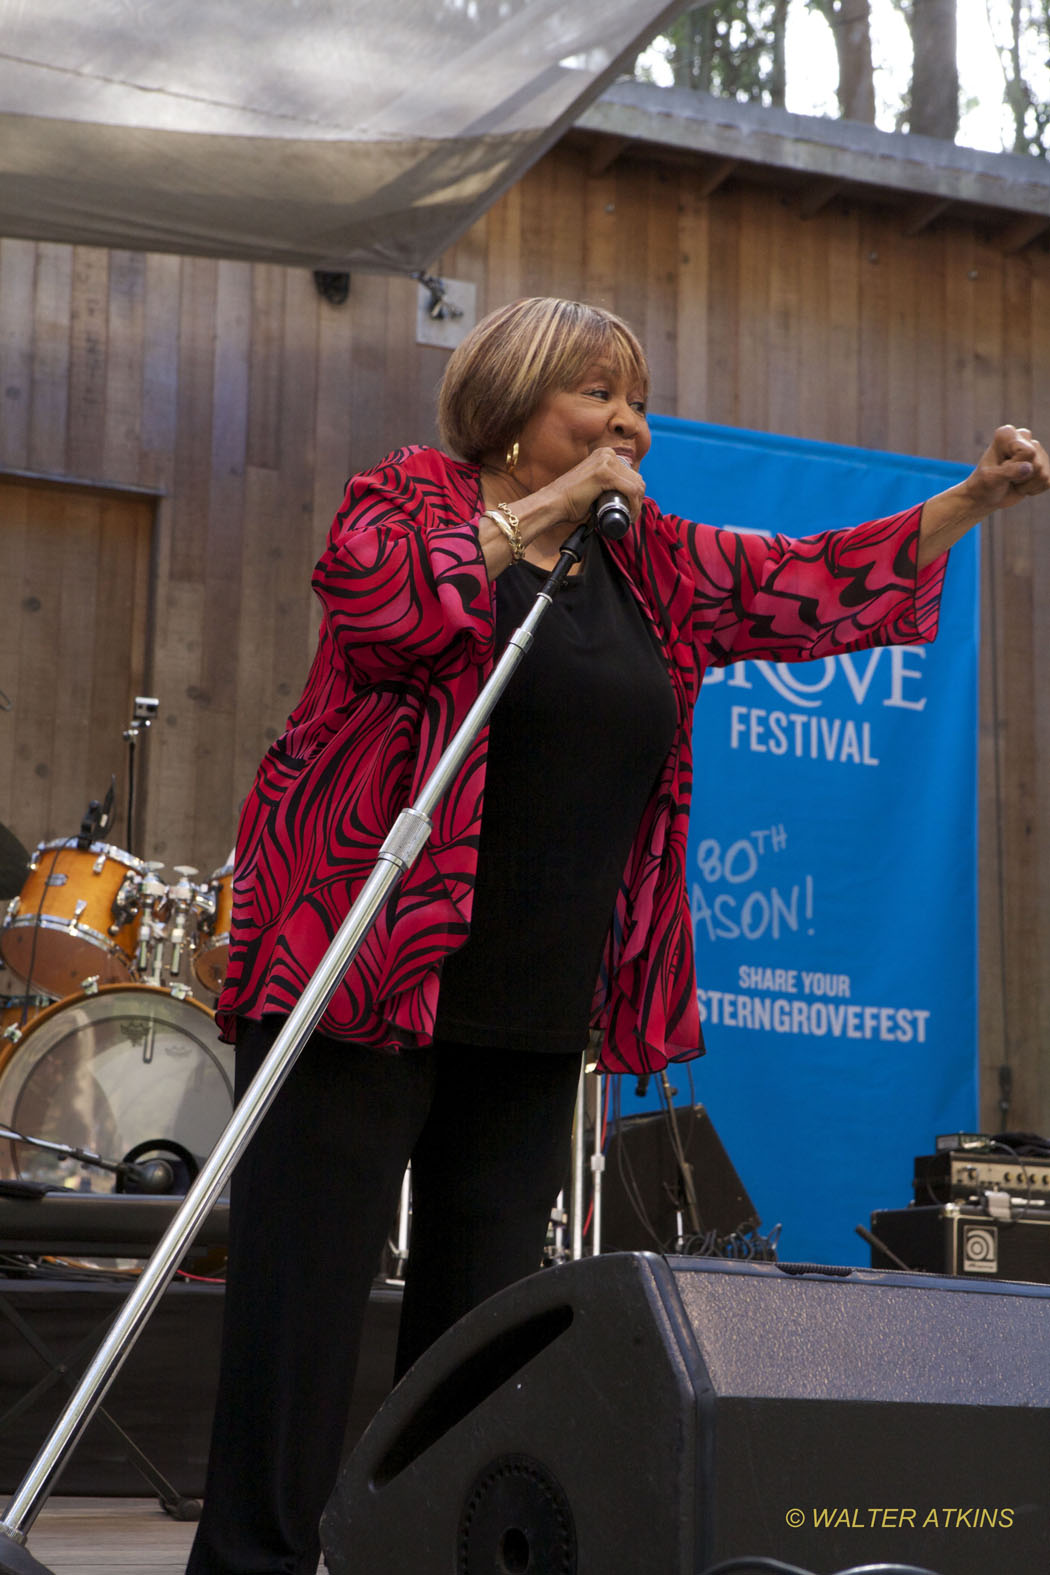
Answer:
[{"left": 625, "top": 415, "right": 979, "bottom": 1267}]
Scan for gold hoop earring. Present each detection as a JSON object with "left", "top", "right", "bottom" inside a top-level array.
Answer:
[{"left": 505, "top": 439, "right": 520, "bottom": 476}]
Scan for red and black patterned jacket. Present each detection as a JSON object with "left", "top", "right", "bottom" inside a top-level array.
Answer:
[{"left": 217, "top": 445, "right": 946, "bottom": 1074}]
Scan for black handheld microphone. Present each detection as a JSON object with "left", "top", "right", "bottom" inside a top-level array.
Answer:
[{"left": 590, "top": 490, "right": 632, "bottom": 541}]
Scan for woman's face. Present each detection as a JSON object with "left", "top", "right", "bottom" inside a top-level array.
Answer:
[{"left": 514, "top": 361, "right": 651, "bottom": 488}]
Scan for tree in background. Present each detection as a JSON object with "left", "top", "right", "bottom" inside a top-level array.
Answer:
[
  {"left": 643, "top": 0, "right": 790, "bottom": 106},
  {"left": 990, "top": 0, "right": 1050, "bottom": 153},
  {"left": 898, "top": 0, "right": 960, "bottom": 139},
  {"left": 634, "top": 0, "right": 1049, "bottom": 155},
  {"left": 806, "top": 0, "right": 875, "bottom": 123}
]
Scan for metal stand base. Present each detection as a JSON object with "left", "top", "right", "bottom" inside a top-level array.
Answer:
[
  {"left": 0, "top": 1533, "right": 51, "bottom": 1575},
  {"left": 0, "top": 1290, "right": 198, "bottom": 1519}
]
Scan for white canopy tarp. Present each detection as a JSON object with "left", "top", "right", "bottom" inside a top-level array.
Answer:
[{"left": 0, "top": 0, "right": 687, "bottom": 273}]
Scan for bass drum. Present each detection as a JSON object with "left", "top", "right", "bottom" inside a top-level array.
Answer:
[{"left": 0, "top": 984, "right": 234, "bottom": 1192}]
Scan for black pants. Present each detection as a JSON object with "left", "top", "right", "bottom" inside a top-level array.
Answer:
[{"left": 186, "top": 1019, "right": 582, "bottom": 1575}]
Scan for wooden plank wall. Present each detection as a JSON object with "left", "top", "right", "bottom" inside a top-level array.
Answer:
[
  {"left": 0, "top": 139, "right": 1047, "bottom": 1135},
  {"left": 0, "top": 476, "right": 152, "bottom": 847}
]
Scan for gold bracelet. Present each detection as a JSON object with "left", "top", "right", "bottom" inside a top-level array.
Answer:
[
  {"left": 482, "top": 504, "right": 525, "bottom": 562},
  {"left": 496, "top": 503, "right": 525, "bottom": 562}
]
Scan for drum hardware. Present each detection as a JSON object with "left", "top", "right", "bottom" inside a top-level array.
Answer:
[
  {"left": 135, "top": 863, "right": 170, "bottom": 982},
  {"left": 166, "top": 867, "right": 199, "bottom": 980},
  {"left": 0, "top": 1120, "right": 177, "bottom": 1194},
  {"left": 115, "top": 1138, "right": 201, "bottom": 1197},
  {"left": 111, "top": 871, "right": 143, "bottom": 935},
  {"left": 191, "top": 858, "right": 234, "bottom": 997},
  {"left": 0, "top": 996, "right": 52, "bottom": 1050},
  {"left": 75, "top": 780, "right": 117, "bottom": 859}
]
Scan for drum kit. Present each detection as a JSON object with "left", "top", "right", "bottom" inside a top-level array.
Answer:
[
  {"left": 0, "top": 818, "right": 603, "bottom": 1264},
  {"left": 0, "top": 820, "right": 236, "bottom": 1199}
]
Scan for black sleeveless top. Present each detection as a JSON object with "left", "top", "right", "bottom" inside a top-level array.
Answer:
[{"left": 434, "top": 537, "right": 677, "bottom": 1053}]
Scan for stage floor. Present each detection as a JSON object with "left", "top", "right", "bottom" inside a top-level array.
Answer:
[
  {"left": 19, "top": 1497, "right": 198, "bottom": 1573},
  {"left": 20, "top": 1497, "right": 324, "bottom": 1574}
]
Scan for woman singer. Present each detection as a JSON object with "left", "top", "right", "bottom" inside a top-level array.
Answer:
[{"left": 187, "top": 296, "right": 1048, "bottom": 1575}]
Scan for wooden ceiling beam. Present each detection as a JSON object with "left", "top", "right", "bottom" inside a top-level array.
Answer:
[
  {"left": 996, "top": 213, "right": 1050, "bottom": 254},
  {"left": 588, "top": 135, "right": 633, "bottom": 178},
  {"left": 900, "top": 196, "right": 955, "bottom": 237},
  {"left": 796, "top": 176, "right": 847, "bottom": 219},
  {"left": 697, "top": 156, "right": 739, "bottom": 199}
]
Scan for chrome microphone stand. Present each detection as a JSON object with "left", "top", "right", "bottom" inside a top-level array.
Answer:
[
  {"left": 591, "top": 1070, "right": 606, "bottom": 1253},
  {"left": 0, "top": 521, "right": 596, "bottom": 1573},
  {"left": 571, "top": 1058, "right": 588, "bottom": 1262},
  {"left": 568, "top": 1061, "right": 607, "bottom": 1261}
]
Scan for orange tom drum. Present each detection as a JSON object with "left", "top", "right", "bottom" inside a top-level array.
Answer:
[
  {"left": 1, "top": 840, "right": 145, "bottom": 998},
  {"left": 193, "top": 863, "right": 233, "bottom": 996}
]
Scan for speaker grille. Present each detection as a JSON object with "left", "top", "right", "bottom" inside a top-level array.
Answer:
[{"left": 457, "top": 1453, "right": 576, "bottom": 1575}]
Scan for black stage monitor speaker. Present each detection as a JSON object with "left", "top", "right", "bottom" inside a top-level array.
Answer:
[
  {"left": 322, "top": 1252, "right": 1050, "bottom": 1575},
  {"left": 601, "top": 1105, "right": 759, "bottom": 1251}
]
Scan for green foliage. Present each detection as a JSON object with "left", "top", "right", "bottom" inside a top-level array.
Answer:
[
  {"left": 990, "top": 0, "right": 1050, "bottom": 156},
  {"left": 633, "top": 0, "right": 1050, "bottom": 154},
  {"left": 657, "top": 1, "right": 789, "bottom": 106}
]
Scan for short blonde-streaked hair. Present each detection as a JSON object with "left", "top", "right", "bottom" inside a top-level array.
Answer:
[{"left": 437, "top": 297, "right": 650, "bottom": 464}]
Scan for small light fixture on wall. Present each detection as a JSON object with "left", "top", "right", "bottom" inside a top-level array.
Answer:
[{"left": 313, "top": 271, "right": 351, "bottom": 306}]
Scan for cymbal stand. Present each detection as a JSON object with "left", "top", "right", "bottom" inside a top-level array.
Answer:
[
  {"left": 122, "top": 698, "right": 158, "bottom": 856},
  {"left": 0, "top": 522, "right": 595, "bottom": 1573}
]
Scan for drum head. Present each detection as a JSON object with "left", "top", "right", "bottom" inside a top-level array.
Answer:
[{"left": 0, "top": 985, "right": 234, "bottom": 1191}]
